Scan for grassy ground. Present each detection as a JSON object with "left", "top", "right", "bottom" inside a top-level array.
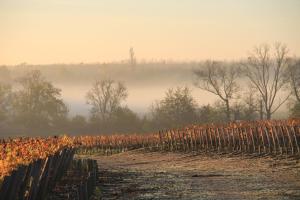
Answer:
[{"left": 81, "top": 150, "right": 300, "bottom": 200}]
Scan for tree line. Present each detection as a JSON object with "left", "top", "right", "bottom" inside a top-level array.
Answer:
[
  {"left": 194, "top": 43, "right": 300, "bottom": 121},
  {"left": 0, "top": 43, "right": 299, "bottom": 137}
]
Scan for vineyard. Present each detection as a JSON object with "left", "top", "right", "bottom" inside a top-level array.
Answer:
[
  {"left": 76, "top": 119, "right": 300, "bottom": 156},
  {"left": 0, "top": 119, "right": 300, "bottom": 199}
]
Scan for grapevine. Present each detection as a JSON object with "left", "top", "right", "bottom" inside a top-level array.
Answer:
[
  {"left": 0, "top": 135, "right": 74, "bottom": 181},
  {"left": 1, "top": 119, "right": 299, "bottom": 182}
]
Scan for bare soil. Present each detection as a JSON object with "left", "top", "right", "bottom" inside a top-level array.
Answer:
[{"left": 84, "top": 150, "right": 300, "bottom": 200}]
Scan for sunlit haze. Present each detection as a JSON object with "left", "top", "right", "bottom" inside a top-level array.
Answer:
[{"left": 1, "top": 0, "right": 300, "bottom": 65}]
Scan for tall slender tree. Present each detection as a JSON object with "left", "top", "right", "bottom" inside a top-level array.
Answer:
[
  {"left": 194, "top": 61, "right": 240, "bottom": 121},
  {"left": 242, "top": 43, "right": 291, "bottom": 119}
]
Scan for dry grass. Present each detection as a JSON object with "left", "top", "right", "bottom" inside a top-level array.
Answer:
[{"left": 81, "top": 150, "right": 300, "bottom": 200}]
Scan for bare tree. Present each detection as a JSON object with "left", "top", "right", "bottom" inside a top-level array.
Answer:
[
  {"left": 242, "top": 43, "right": 291, "bottom": 119},
  {"left": 288, "top": 59, "right": 300, "bottom": 102},
  {"left": 194, "top": 61, "right": 240, "bottom": 121},
  {"left": 86, "top": 79, "right": 127, "bottom": 122}
]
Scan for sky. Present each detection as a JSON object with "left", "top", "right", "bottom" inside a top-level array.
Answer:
[{"left": 1, "top": 0, "right": 300, "bottom": 65}]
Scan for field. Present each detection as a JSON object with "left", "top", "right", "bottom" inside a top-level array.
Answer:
[
  {"left": 88, "top": 150, "right": 300, "bottom": 200},
  {"left": 1, "top": 119, "right": 300, "bottom": 200}
]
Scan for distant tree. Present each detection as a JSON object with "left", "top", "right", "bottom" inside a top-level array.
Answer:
[
  {"left": 69, "top": 115, "right": 88, "bottom": 135},
  {"left": 86, "top": 79, "right": 127, "bottom": 121},
  {"left": 241, "top": 88, "right": 260, "bottom": 120},
  {"left": 194, "top": 61, "right": 240, "bottom": 121},
  {"left": 242, "top": 43, "right": 291, "bottom": 119},
  {"left": 86, "top": 79, "right": 128, "bottom": 132},
  {"left": 287, "top": 59, "right": 300, "bottom": 118},
  {"left": 290, "top": 102, "right": 300, "bottom": 118},
  {"left": 151, "top": 87, "right": 198, "bottom": 129},
  {"left": 109, "top": 107, "right": 142, "bottom": 133},
  {"left": 287, "top": 59, "right": 300, "bottom": 103},
  {"left": 140, "top": 115, "right": 155, "bottom": 133},
  {"left": 0, "top": 83, "right": 12, "bottom": 122},
  {"left": 198, "top": 104, "right": 221, "bottom": 123},
  {"left": 12, "top": 70, "right": 68, "bottom": 131},
  {"left": 231, "top": 102, "right": 243, "bottom": 121}
]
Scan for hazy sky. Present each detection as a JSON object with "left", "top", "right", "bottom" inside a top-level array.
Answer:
[{"left": 1, "top": 0, "right": 299, "bottom": 65}]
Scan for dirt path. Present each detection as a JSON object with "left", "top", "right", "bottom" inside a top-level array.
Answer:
[{"left": 84, "top": 150, "right": 300, "bottom": 200}]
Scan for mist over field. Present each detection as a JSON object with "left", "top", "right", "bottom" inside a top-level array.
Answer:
[
  {"left": 1, "top": 63, "right": 217, "bottom": 116},
  {"left": 1, "top": 0, "right": 299, "bottom": 138},
  {"left": 0, "top": 62, "right": 291, "bottom": 118}
]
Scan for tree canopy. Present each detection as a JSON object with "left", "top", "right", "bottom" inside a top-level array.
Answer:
[
  {"left": 12, "top": 70, "right": 68, "bottom": 131},
  {"left": 151, "top": 87, "right": 198, "bottom": 129}
]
